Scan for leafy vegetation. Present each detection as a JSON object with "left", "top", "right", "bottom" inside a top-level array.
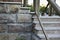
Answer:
[
  {"left": 27, "top": 5, "right": 34, "bottom": 12},
  {"left": 39, "top": 6, "right": 46, "bottom": 13},
  {"left": 27, "top": 5, "right": 59, "bottom": 16}
]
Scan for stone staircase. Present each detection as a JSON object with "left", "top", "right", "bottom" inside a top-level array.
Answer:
[
  {"left": 33, "top": 15, "right": 60, "bottom": 40},
  {"left": 1, "top": 2, "right": 60, "bottom": 40}
]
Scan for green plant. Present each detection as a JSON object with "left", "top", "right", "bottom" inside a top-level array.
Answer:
[
  {"left": 39, "top": 6, "right": 46, "bottom": 13},
  {"left": 27, "top": 5, "right": 34, "bottom": 12}
]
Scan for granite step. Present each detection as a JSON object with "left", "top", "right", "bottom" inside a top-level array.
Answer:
[
  {"left": 35, "top": 27, "right": 60, "bottom": 34},
  {"left": 33, "top": 16, "right": 60, "bottom": 22},
  {"left": 37, "top": 34, "right": 60, "bottom": 38},
  {"left": 34, "top": 21, "right": 60, "bottom": 27}
]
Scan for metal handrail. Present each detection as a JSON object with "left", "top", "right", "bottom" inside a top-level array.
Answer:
[
  {"left": 35, "top": 13, "right": 48, "bottom": 40},
  {"left": 35, "top": 0, "right": 60, "bottom": 40},
  {"left": 30, "top": 11, "right": 48, "bottom": 40},
  {"left": 47, "top": 0, "right": 60, "bottom": 15}
]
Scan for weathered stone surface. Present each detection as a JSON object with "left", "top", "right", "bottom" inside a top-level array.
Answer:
[
  {"left": 18, "top": 10, "right": 30, "bottom": 13},
  {"left": 8, "top": 23, "right": 32, "bottom": 33},
  {"left": 23, "top": 23, "right": 32, "bottom": 31},
  {"left": 0, "top": 14, "right": 16, "bottom": 23},
  {"left": 0, "top": 14, "right": 8, "bottom": 20},
  {"left": 0, "top": 33, "right": 31, "bottom": 40},
  {"left": 0, "top": 24, "right": 8, "bottom": 33},
  {"left": 0, "top": 7, "right": 34, "bottom": 40},
  {"left": 8, "top": 24, "right": 24, "bottom": 33},
  {"left": 0, "top": 33, "right": 32, "bottom": 40},
  {"left": 20, "top": 7, "right": 30, "bottom": 10},
  {"left": 19, "top": 7, "right": 30, "bottom": 14},
  {"left": 0, "top": 33, "right": 9, "bottom": 40},
  {"left": 0, "top": 33, "right": 19, "bottom": 40},
  {"left": 7, "top": 14, "right": 16, "bottom": 23},
  {"left": 17, "top": 14, "right": 32, "bottom": 22},
  {"left": 8, "top": 33, "right": 19, "bottom": 40},
  {"left": 0, "top": 4, "right": 7, "bottom": 13},
  {"left": 7, "top": 5, "right": 21, "bottom": 13},
  {"left": 16, "top": 33, "right": 31, "bottom": 40}
]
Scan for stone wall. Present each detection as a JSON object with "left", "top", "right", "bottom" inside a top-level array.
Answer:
[
  {"left": 0, "top": 6, "right": 34, "bottom": 40},
  {"left": 0, "top": 33, "right": 32, "bottom": 40}
]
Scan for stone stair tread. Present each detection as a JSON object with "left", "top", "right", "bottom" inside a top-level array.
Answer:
[
  {"left": 39, "top": 16, "right": 60, "bottom": 18},
  {"left": 34, "top": 21, "right": 60, "bottom": 23},
  {"left": 37, "top": 34, "right": 60, "bottom": 38},
  {"left": 20, "top": 7, "right": 30, "bottom": 9},
  {"left": 30, "top": 12, "right": 35, "bottom": 14},
  {"left": 32, "top": 16, "right": 60, "bottom": 18},
  {"left": 35, "top": 27, "right": 60, "bottom": 30}
]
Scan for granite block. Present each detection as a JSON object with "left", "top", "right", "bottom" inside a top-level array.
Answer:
[
  {"left": 17, "top": 14, "right": 32, "bottom": 22},
  {"left": 8, "top": 23, "right": 32, "bottom": 33},
  {"left": 0, "top": 24, "right": 8, "bottom": 33}
]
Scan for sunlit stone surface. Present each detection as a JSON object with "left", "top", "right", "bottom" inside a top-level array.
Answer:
[
  {"left": 17, "top": 14, "right": 32, "bottom": 22},
  {"left": 18, "top": 10, "right": 30, "bottom": 13}
]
